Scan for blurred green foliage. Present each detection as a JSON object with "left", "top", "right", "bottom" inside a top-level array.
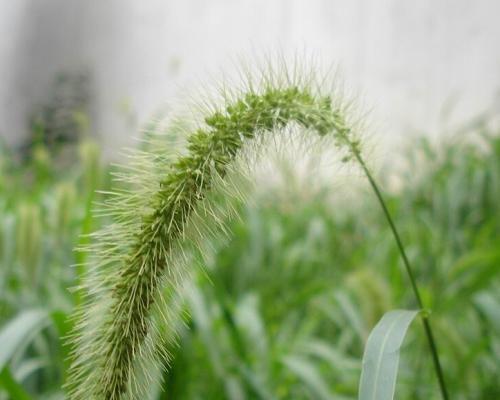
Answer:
[{"left": 0, "top": 124, "right": 499, "bottom": 399}]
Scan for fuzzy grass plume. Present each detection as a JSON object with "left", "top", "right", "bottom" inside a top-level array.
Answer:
[{"left": 66, "top": 60, "right": 367, "bottom": 399}]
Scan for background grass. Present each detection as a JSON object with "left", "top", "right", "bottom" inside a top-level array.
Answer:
[{"left": 0, "top": 120, "right": 499, "bottom": 399}]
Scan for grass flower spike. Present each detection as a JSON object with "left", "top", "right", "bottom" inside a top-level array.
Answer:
[{"left": 66, "top": 60, "right": 447, "bottom": 399}]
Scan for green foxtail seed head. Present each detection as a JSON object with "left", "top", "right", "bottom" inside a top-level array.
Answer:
[
  {"left": 53, "top": 182, "right": 77, "bottom": 236},
  {"left": 78, "top": 139, "right": 101, "bottom": 193},
  {"left": 66, "top": 61, "right": 363, "bottom": 399},
  {"left": 16, "top": 202, "right": 42, "bottom": 285}
]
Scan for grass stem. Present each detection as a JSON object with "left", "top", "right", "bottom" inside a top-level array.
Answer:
[{"left": 355, "top": 153, "right": 450, "bottom": 400}]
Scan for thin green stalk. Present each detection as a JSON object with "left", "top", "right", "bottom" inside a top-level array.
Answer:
[{"left": 354, "top": 153, "right": 449, "bottom": 400}]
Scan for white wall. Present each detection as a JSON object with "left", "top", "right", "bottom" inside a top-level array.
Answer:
[{"left": 1, "top": 0, "right": 500, "bottom": 155}]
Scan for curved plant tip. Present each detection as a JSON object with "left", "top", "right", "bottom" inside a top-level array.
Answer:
[
  {"left": 66, "top": 58, "right": 362, "bottom": 400},
  {"left": 66, "top": 58, "right": 444, "bottom": 400}
]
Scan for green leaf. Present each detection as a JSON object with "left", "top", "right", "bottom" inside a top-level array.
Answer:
[
  {"left": 0, "top": 367, "right": 33, "bottom": 400},
  {"left": 0, "top": 309, "right": 49, "bottom": 370},
  {"left": 283, "top": 355, "right": 333, "bottom": 400},
  {"left": 474, "top": 292, "right": 500, "bottom": 332},
  {"left": 358, "top": 309, "right": 420, "bottom": 400}
]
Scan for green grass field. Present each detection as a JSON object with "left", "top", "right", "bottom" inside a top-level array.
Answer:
[{"left": 0, "top": 121, "right": 499, "bottom": 399}]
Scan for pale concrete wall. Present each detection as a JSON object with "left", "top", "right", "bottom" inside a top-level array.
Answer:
[{"left": 1, "top": 0, "right": 500, "bottom": 154}]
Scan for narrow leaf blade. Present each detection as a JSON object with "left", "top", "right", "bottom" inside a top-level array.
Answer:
[
  {"left": 0, "top": 367, "right": 33, "bottom": 400},
  {"left": 0, "top": 309, "right": 49, "bottom": 370},
  {"left": 358, "top": 309, "right": 420, "bottom": 400}
]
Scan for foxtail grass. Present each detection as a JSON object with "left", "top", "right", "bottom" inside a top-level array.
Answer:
[{"left": 66, "top": 59, "right": 448, "bottom": 399}]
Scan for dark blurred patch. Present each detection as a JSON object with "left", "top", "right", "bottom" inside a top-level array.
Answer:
[{"left": 25, "top": 70, "right": 92, "bottom": 158}]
